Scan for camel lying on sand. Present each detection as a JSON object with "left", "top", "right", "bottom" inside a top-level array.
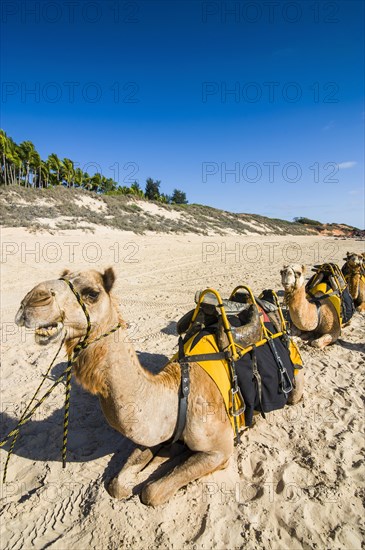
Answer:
[
  {"left": 342, "top": 252, "right": 365, "bottom": 312},
  {"left": 280, "top": 264, "right": 341, "bottom": 349},
  {"left": 15, "top": 268, "right": 303, "bottom": 506}
]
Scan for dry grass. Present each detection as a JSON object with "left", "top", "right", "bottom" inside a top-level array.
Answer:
[{"left": 0, "top": 185, "right": 313, "bottom": 236}]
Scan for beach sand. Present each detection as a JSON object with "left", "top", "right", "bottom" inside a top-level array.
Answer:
[{"left": 1, "top": 227, "right": 364, "bottom": 549}]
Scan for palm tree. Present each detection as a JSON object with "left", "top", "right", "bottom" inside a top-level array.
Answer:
[
  {"left": 48, "top": 153, "right": 62, "bottom": 185},
  {"left": 0, "top": 130, "right": 9, "bottom": 185},
  {"left": 18, "top": 141, "right": 37, "bottom": 187},
  {"left": 74, "top": 167, "right": 83, "bottom": 188},
  {"left": 61, "top": 158, "right": 75, "bottom": 187},
  {"left": 0, "top": 131, "right": 21, "bottom": 185},
  {"left": 82, "top": 171, "right": 92, "bottom": 190},
  {"left": 90, "top": 172, "right": 103, "bottom": 192},
  {"left": 11, "top": 148, "right": 23, "bottom": 186},
  {"left": 33, "top": 151, "right": 42, "bottom": 187},
  {"left": 102, "top": 177, "right": 117, "bottom": 193},
  {"left": 40, "top": 160, "right": 50, "bottom": 188}
]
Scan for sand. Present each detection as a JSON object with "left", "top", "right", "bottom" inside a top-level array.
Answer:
[{"left": 0, "top": 227, "right": 364, "bottom": 550}]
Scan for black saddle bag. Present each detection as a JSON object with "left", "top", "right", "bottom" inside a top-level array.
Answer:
[
  {"left": 341, "top": 287, "right": 355, "bottom": 323},
  {"left": 236, "top": 321, "right": 295, "bottom": 426}
]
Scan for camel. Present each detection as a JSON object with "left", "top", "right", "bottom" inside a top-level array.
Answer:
[
  {"left": 280, "top": 264, "right": 341, "bottom": 349},
  {"left": 342, "top": 252, "right": 365, "bottom": 311},
  {"left": 15, "top": 268, "right": 303, "bottom": 506}
]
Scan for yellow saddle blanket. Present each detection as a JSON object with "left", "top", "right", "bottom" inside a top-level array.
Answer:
[
  {"left": 307, "top": 281, "right": 342, "bottom": 323},
  {"left": 176, "top": 332, "right": 246, "bottom": 433}
]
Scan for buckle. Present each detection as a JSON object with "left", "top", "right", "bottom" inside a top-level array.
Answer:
[
  {"left": 230, "top": 386, "right": 246, "bottom": 416},
  {"left": 280, "top": 369, "right": 293, "bottom": 395},
  {"left": 231, "top": 406, "right": 245, "bottom": 417}
]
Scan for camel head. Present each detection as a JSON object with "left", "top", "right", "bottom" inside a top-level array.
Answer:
[
  {"left": 15, "top": 268, "right": 116, "bottom": 345},
  {"left": 344, "top": 252, "right": 362, "bottom": 268},
  {"left": 280, "top": 264, "right": 306, "bottom": 292}
]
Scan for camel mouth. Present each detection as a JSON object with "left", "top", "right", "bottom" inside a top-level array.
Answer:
[{"left": 34, "top": 322, "right": 64, "bottom": 345}]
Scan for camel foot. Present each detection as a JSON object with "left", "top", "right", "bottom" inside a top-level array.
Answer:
[
  {"left": 107, "top": 477, "right": 134, "bottom": 500},
  {"left": 310, "top": 334, "right": 333, "bottom": 349},
  {"left": 141, "top": 450, "right": 231, "bottom": 506},
  {"left": 356, "top": 304, "right": 365, "bottom": 312},
  {"left": 141, "top": 482, "right": 170, "bottom": 507},
  {"left": 287, "top": 369, "right": 304, "bottom": 405},
  {"left": 107, "top": 446, "right": 156, "bottom": 499}
]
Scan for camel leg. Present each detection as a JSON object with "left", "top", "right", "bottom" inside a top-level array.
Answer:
[
  {"left": 107, "top": 446, "right": 155, "bottom": 499},
  {"left": 310, "top": 333, "right": 334, "bottom": 349},
  {"left": 287, "top": 369, "right": 304, "bottom": 405},
  {"left": 141, "top": 450, "right": 230, "bottom": 506}
]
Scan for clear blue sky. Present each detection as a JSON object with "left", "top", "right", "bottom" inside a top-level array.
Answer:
[{"left": 1, "top": 0, "right": 364, "bottom": 227}]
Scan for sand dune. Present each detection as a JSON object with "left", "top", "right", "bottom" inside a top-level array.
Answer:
[{"left": 1, "top": 228, "right": 364, "bottom": 549}]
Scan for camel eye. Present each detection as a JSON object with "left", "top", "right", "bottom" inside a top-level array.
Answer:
[
  {"left": 295, "top": 272, "right": 301, "bottom": 277},
  {"left": 83, "top": 288, "right": 100, "bottom": 301}
]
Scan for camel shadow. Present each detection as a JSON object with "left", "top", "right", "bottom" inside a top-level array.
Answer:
[
  {"left": 161, "top": 321, "right": 178, "bottom": 336},
  {"left": 337, "top": 339, "right": 365, "bottom": 353},
  {"left": 1, "top": 379, "right": 123, "bottom": 465},
  {"left": 136, "top": 351, "right": 170, "bottom": 374},
  {"left": 0, "top": 351, "right": 169, "bottom": 468}
]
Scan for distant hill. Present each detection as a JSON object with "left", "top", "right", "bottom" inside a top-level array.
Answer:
[{"left": 0, "top": 186, "right": 363, "bottom": 238}]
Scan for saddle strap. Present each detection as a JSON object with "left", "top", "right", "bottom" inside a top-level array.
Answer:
[
  {"left": 251, "top": 346, "right": 265, "bottom": 418},
  {"left": 171, "top": 337, "right": 191, "bottom": 444}
]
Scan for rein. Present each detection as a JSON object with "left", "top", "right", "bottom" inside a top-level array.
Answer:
[{"left": 0, "top": 278, "right": 122, "bottom": 482}]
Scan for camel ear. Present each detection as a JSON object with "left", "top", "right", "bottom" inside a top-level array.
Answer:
[
  {"left": 102, "top": 267, "right": 115, "bottom": 293},
  {"left": 60, "top": 269, "right": 70, "bottom": 278},
  {"left": 301, "top": 265, "right": 306, "bottom": 274}
]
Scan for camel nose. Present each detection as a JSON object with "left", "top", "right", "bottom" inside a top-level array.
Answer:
[{"left": 15, "top": 306, "right": 25, "bottom": 326}]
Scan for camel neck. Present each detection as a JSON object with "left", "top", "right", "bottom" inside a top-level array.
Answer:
[
  {"left": 348, "top": 271, "right": 360, "bottom": 300},
  {"left": 286, "top": 284, "right": 318, "bottom": 332},
  {"left": 98, "top": 336, "right": 178, "bottom": 446}
]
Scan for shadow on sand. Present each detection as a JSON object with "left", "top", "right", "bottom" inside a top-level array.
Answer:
[
  {"left": 337, "top": 339, "right": 365, "bottom": 353},
  {"left": 0, "top": 350, "right": 171, "bottom": 472}
]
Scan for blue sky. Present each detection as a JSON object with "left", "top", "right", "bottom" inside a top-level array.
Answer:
[{"left": 1, "top": 0, "right": 364, "bottom": 227}]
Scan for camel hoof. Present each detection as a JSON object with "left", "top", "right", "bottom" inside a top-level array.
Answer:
[
  {"left": 141, "top": 483, "right": 169, "bottom": 507},
  {"left": 107, "top": 477, "right": 133, "bottom": 500}
]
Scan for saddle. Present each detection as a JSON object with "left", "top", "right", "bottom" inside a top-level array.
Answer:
[
  {"left": 306, "top": 263, "right": 355, "bottom": 326},
  {"left": 175, "top": 286, "right": 303, "bottom": 433}
]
